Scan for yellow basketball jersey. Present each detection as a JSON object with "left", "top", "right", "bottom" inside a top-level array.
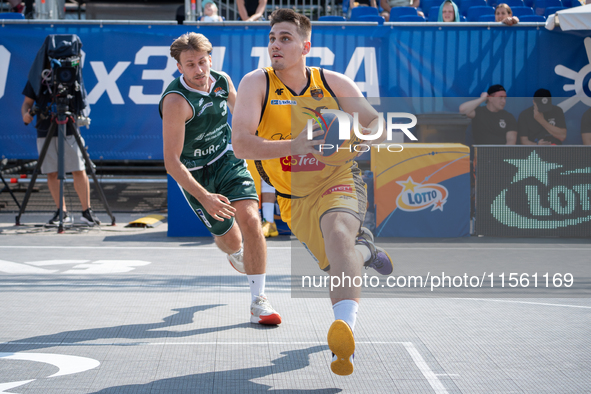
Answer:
[{"left": 256, "top": 67, "right": 350, "bottom": 198}]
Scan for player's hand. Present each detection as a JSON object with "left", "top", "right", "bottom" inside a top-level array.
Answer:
[
  {"left": 480, "top": 92, "right": 489, "bottom": 100},
  {"left": 201, "top": 193, "right": 236, "bottom": 221},
  {"left": 537, "top": 139, "right": 552, "bottom": 145},
  {"left": 292, "top": 122, "right": 324, "bottom": 156},
  {"left": 23, "top": 110, "right": 34, "bottom": 126}
]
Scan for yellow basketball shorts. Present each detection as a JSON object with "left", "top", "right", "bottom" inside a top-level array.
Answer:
[{"left": 277, "top": 165, "right": 367, "bottom": 271}]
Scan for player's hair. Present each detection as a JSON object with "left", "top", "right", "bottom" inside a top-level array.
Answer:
[
  {"left": 170, "top": 32, "right": 213, "bottom": 63},
  {"left": 269, "top": 9, "right": 312, "bottom": 41},
  {"left": 495, "top": 3, "right": 513, "bottom": 16}
]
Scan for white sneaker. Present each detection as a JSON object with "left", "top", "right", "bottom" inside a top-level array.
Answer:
[
  {"left": 227, "top": 250, "right": 246, "bottom": 274},
  {"left": 250, "top": 295, "right": 282, "bottom": 325}
]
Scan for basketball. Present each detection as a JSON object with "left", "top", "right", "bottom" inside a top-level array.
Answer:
[{"left": 312, "top": 112, "right": 363, "bottom": 166}]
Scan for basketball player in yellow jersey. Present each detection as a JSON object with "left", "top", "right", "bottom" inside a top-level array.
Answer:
[{"left": 232, "top": 9, "right": 394, "bottom": 376}]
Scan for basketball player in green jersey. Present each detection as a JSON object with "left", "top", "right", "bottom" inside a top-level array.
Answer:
[{"left": 160, "top": 32, "right": 281, "bottom": 325}]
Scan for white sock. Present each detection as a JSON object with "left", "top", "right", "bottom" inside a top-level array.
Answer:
[
  {"left": 333, "top": 300, "right": 358, "bottom": 332},
  {"left": 231, "top": 247, "right": 242, "bottom": 257},
  {"left": 247, "top": 274, "right": 266, "bottom": 302},
  {"left": 262, "top": 203, "right": 275, "bottom": 223},
  {"left": 354, "top": 244, "right": 371, "bottom": 263}
]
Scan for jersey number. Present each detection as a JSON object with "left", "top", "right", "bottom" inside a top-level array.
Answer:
[{"left": 220, "top": 100, "right": 227, "bottom": 117}]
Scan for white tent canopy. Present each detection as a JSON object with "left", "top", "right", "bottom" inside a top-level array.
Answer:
[{"left": 546, "top": 4, "right": 591, "bottom": 31}]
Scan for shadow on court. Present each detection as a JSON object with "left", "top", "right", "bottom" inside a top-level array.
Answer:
[
  {"left": 89, "top": 345, "right": 340, "bottom": 394},
  {"left": 1, "top": 305, "right": 279, "bottom": 353}
]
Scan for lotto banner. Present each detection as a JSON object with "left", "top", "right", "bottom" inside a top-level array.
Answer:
[
  {"left": 475, "top": 146, "right": 591, "bottom": 237},
  {"left": 371, "top": 143, "right": 470, "bottom": 237}
]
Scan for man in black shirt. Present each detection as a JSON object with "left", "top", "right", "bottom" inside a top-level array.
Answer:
[
  {"left": 236, "top": 0, "right": 267, "bottom": 20},
  {"left": 459, "top": 84, "right": 518, "bottom": 145},
  {"left": 518, "top": 89, "right": 566, "bottom": 145},
  {"left": 580, "top": 107, "right": 591, "bottom": 145},
  {"left": 22, "top": 81, "right": 101, "bottom": 226}
]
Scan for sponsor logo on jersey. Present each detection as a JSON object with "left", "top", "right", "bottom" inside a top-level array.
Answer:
[
  {"left": 199, "top": 98, "right": 204, "bottom": 107},
  {"left": 197, "top": 102, "right": 213, "bottom": 117},
  {"left": 275, "top": 88, "right": 284, "bottom": 95},
  {"left": 280, "top": 154, "right": 326, "bottom": 172},
  {"left": 214, "top": 86, "right": 227, "bottom": 97},
  {"left": 310, "top": 86, "right": 324, "bottom": 100},
  {"left": 322, "top": 184, "right": 353, "bottom": 197},
  {"left": 271, "top": 99, "right": 297, "bottom": 105},
  {"left": 196, "top": 134, "right": 204, "bottom": 141},
  {"left": 395, "top": 176, "right": 448, "bottom": 212},
  {"left": 196, "top": 208, "right": 212, "bottom": 227}
]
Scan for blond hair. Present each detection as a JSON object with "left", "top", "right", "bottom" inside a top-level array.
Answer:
[{"left": 170, "top": 32, "right": 213, "bottom": 63}]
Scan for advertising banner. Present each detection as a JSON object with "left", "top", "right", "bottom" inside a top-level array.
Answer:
[
  {"left": 371, "top": 143, "right": 470, "bottom": 237},
  {"left": 1, "top": 23, "right": 590, "bottom": 161},
  {"left": 475, "top": 146, "right": 591, "bottom": 237}
]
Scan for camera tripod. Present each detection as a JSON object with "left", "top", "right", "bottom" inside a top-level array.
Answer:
[{"left": 15, "top": 103, "right": 116, "bottom": 233}]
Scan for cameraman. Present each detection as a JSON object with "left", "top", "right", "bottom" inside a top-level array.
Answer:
[{"left": 21, "top": 80, "right": 101, "bottom": 225}]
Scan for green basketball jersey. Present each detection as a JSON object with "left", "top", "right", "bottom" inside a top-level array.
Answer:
[{"left": 159, "top": 70, "right": 231, "bottom": 168}]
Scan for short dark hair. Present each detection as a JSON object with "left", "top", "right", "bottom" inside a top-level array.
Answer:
[
  {"left": 487, "top": 84, "right": 506, "bottom": 95},
  {"left": 269, "top": 9, "right": 311, "bottom": 41}
]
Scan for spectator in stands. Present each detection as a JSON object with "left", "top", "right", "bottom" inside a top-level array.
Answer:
[
  {"left": 518, "top": 89, "right": 567, "bottom": 145},
  {"left": 438, "top": 0, "right": 459, "bottom": 22},
  {"left": 579, "top": 107, "right": 591, "bottom": 145},
  {"left": 236, "top": 0, "right": 267, "bottom": 21},
  {"left": 352, "top": 0, "right": 379, "bottom": 15},
  {"left": 495, "top": 3, "right": 519, "bottom": 25},
  {"left": 202, "top": 0, "right": 222, "bottom": 21},
  {"left": 380, "top": 0, "right": 423, "bottom": 22},
  {"left": 7, "top": 0, "right": 24, "bottom": 13},
  {"left": 459, "top": 84, "right": 518, "bottom": 145}
]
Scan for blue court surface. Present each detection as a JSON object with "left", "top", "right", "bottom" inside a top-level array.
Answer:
[{"left": 0, "top": 212, "right": 590, "bottom": 393}]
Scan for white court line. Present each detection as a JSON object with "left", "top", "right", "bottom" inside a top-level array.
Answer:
[
  {"left": 461, "top": 298, "right": 591, "bottom": 309},
  {"left": 0, "top": 245, "right": 589, "bottom": 250},
  {"left": 402, "top": 342, "right": 449, "bottom": 394}
]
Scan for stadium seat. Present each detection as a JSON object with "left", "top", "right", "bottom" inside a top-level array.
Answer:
[
  {"left": 519, "top": 13, "right": 546, "bottom": 20},
  {"left": 544, "top": 5, "right": 566, "bottom": 16},
  {"left": 460, "top": 14, "right": 467, "bottom": 21},
  {"left": 523, "top": 0, "right": 534, "bottom": 7},
  {"left": 461, "top": 0, "right": 487, "bottom": 15},
  {"left": 428, "top": 6, "right": 441, "bottom": 20},
  {"left": 319, "top": 15, "right": 347, "bottom": 21},
  {"left": 478, "top": 13, "right": 497, "bottom": 20},
  {"left": 533, "top": 0, "right": 563, "bottom": 15},
  {"left": 389, "top": 6, "right": 418, "bottom": 20},
  {"left": 467, "top": 5, "right": 495, "bottom": 20},
  {"left": 0, "top": 12, "right": 24, "bottom": 19},
  {"left": 511, "top": 6, "right": 534, "bottom": 17},
  {"left": 397, "top": 14, "right": 427, "bottom": 21},
  {"left": 504, "top": 0, "right": 526, "bottom": 7},
  {"left": 422, "top": 0, "right": 445, "bottom": 16},
  {"left": 357, "top": 14, "right": 386, "bottom": 24},
  {"left": 350, "top": 6, "right": 379, "bottom": 20}
]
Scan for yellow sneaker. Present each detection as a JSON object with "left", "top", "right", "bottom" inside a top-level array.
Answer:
[
  {"left": 327, "top": 320, "right": 355, "bottom": 376},
  {"left": 262, "top": 220, "right": 279, "bottom": 238}
]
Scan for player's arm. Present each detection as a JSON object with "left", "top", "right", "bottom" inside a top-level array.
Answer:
[
  {"left": 459, "top": 93, "right": 488, "bottom": 119},
  {"left": 322, "top": 70, "right": 384, "bottom": 143},
  {"left": 162, "top": 93, "right": 235, "bottom": 221},
  {"left": 232, "top": 70, "right": 322, "bottom": 159},
  {"left": 219, "top": 71, "right": 236, "bottom": 114}
]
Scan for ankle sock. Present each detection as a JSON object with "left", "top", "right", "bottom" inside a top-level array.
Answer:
[
  {"left": 247, "top": 274, "right": 266, "bottom": 302},
  {"left": 332, "top": 299, "right": 358, "bottom": 332}
]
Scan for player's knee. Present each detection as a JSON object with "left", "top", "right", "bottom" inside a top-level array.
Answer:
[{"left": 241, "top": 213, "right": 263, "bottom": 235}]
